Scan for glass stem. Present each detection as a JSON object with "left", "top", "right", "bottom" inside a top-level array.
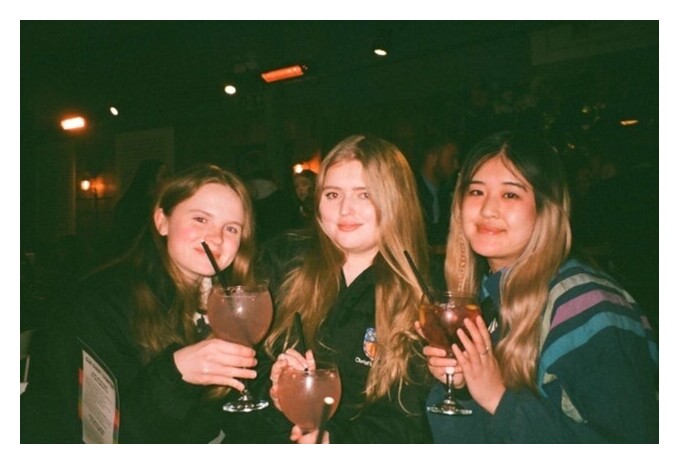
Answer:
[
  {"left": 239, "top": 380, "right": 253, "bottom": 401},
  {"left": 445, "top": 372, "right": 454, "bottom": 399}
]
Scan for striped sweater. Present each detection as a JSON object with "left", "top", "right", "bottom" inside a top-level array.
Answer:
[
  {"left": 427, "top": 258, "right": 658, "bottom": 443},
  {"left": 536, "top": 260, "right": 658, "bottom": 425}
]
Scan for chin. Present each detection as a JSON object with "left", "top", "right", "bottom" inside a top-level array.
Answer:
[{"left": 470, "top": 245, "right": 501, "bottom": 260}]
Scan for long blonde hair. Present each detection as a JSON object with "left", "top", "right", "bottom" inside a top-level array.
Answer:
[
  {"left": 445, "top": 131, "right": 571, "bottom": 391},
  {"left": 264, "top": 135, "right": 429, "bottom": 404}
]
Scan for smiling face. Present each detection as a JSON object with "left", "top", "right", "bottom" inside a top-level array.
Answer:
[
  {"left": 154, "top": 183, "right": 245, "bottom": 283},
  {"left": 461, "top": 156, "right": 537, "bottom": 272},
  {"left": 318, "top": 160, "right": 379, "bottom": 262}
]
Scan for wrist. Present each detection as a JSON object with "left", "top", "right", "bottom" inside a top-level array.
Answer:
[{"left": 483, "top": 386, "right": 506, "bottom": 415}]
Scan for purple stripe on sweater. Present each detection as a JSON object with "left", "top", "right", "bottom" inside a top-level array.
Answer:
[{"left": 551, "top": 289, "right": 632, "bottom": 329}]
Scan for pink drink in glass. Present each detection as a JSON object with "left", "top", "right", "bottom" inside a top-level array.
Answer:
[
  {"left": 207, "top": 285, "right": 273, "bottom": 347},
  {"left": 278, "top": 363, "right": 342, "bottom": 432}
]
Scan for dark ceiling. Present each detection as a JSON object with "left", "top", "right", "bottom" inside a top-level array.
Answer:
[{"left": 21, "top": 20, "right": 566, "bottom": 138}]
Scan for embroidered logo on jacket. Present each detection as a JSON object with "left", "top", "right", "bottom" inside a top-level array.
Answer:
[{"left": 361, "top": 327, "right": 377, "bottom": 363}]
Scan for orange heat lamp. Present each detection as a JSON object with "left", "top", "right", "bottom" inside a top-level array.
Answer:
[
  {"left": 260, "top": 65, "right": 306, "bottom": 83},
  {"left": 61, "top": 116, "right": 86, "bottom": 131}
]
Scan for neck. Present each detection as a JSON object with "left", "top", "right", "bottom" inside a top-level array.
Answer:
[{"left": 342, "top": 251, "right": 377, "bottom": 286}]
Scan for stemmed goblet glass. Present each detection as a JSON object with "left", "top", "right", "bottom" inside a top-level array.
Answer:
[
  {"left": 207, "top": 283, "right": 273, "bottom": 412},
  {"left": 277, "top": 361, "right": 342, "bottom": 434},
  {"left": 419, "top": 291, "right": 482, "bottom": 415}
]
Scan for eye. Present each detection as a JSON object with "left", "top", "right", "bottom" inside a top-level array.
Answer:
[
  {"left": 225, "top": 225, "right": 241, "bottom": 235},
  {"left": 467, "top": 188, "right": 483, "bottom": 196},
  {"left": 503, "top": 192, "right": 520, "bottom": 199},
  {"left": 324, "top": 191, "right": 339, "bottom": 200},
  {"left": 193, "top": 216, "right": 208, "bottom": 224},
  {"left": 358, "top": 191, "right": 370, "bottom": 200}
]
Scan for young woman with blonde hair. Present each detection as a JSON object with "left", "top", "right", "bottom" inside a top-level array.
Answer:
[
  {"left": 423, "top": 131, "right": 658, "bottom": 443},
  {"left": 242, "top": 134, "right": 433, "bottom": 443}
]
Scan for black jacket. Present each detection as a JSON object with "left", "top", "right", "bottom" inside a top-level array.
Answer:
[
  {"left": 225, "top": 232, "right": 433, "bottom": 443},
  {"left": 21, "top": 263, "right": 226, "bottom": 443}
]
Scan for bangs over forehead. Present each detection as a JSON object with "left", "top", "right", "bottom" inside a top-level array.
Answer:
[{"left": 484, "top": 152, "right": 534, "bottom": 191}]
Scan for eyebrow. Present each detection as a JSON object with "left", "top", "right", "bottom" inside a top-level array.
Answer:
[
  {"left": 321, "top": 185, "right": 368, "bottom": 191},
  {"left": 469, "top": 180, "right": 529, "bottom": 191}
]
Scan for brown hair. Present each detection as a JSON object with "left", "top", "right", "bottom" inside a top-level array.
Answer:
[{"left": 129, "top": 164, "right": 255, "bottom": 360}]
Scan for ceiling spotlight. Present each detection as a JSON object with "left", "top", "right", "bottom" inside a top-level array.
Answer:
[
  {"left": 224, "top": 84, "right": 237, "bottom": 96},
  {"left": 109, "top": 106, "right": 119, "bottom": 116},
  {"left": 261, "top": 65, "right": 306, "bottom": 83},
  {"left": 373, "top": 30, "right": 391, "bottom": 57}
]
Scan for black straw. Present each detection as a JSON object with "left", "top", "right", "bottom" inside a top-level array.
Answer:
[
  {"left": 403, "top": 250, "right": 434, "bottom": 303},
  {"left": 201, "top": 241, "right": 229, "bottom": 290},
  {"left": 315, "top": 396, "right": 335, "bottom": 444},
  {"left": 293, "top": 312, "right": 308, "bottom": 355}
]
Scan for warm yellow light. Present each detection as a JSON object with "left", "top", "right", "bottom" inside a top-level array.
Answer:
[
  {"left": 224, "top": 84, "right": 237, "bottom": 96},
  {"left": 61, "top": 116, "right": 86, "bottom": 131},
  {"left": 80, "top": 179, "right": 91, "bottom": 191},
  {"left": 261, "top": 65, "right": 305, "bottom": 83},
  {"left": 293, "top": 164, "right": 304, "bottom": 174},
  {"left": 620, "top": 119, "right": 639, "bottom": 126},
  {"left": 110, "top": 107, "right": 119, "bottom": 116},
  {"left": 374, "top": 48, "right": 388, "bottom": 56}
]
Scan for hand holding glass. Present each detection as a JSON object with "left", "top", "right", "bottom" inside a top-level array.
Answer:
[
  {"left": 419, "top": 292, "right": 482, "bottom": 415},
  {"left": 207, "top": 284, "right": 273, "bottom": 412}
]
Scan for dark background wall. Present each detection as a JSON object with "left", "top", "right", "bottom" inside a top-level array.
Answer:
[{"left": 20, "top": 20, "right": 659, "bottom": 328}]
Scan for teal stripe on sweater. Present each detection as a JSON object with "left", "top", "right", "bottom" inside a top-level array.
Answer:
[{"left": 538, "top": 311, "right": 649, "bottom": 395}]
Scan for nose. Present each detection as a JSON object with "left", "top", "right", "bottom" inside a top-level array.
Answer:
[
  {"left": 480, "top": 195, "right": 499, "bottom": 218},
  {"left": 205, "top": 226, "right": 224, "bottom": 246},
  {"left": 339, "top": 196, "right": 354, "bottom": 216}
]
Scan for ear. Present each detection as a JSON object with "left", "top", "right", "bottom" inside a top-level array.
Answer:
[{"left": 153, "top": 208, "right": 169, "bottom": 236}]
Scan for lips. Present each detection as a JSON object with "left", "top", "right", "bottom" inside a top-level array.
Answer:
[
  {"left": 338, "top": 223, "right": 361, "bottom": 232},
  {"left": 476, "top": 224, "right": 504, "bottom": 235}
]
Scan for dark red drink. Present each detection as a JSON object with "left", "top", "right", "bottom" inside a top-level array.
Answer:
[{"left": 419, "top": 294, "right": 481, "bottom": 355}]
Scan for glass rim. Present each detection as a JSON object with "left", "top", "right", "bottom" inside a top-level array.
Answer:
[
  {"left": 212, "top": 283, "right": 269, "bottom": 294},
  {"left": 281, "top": 361, "right": 339, "bottom": 374},
  {"left": 425, "top": 290, "right": 477, "bottom": 299}
]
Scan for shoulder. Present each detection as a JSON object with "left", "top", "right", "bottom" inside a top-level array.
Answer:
[
  {"left": 547, "top": 259, "right": 639, "bottom": 323},
  {"left": 68, "top": 264, "right": 138, "bottom": 325},
  {"left": 542, "top": 258, "right": 656, "bottom": 357},
  {"left": 79, "top": 264, "right": 135, "bottom": 299}
]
